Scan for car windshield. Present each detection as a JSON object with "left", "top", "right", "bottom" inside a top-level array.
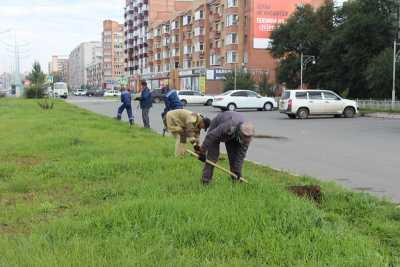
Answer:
[{"left": 223, "top": 90, "right": 233, "bottom": 95}]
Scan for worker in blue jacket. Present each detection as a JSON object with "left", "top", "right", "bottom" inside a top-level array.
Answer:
[
  {"left": 161, "top": 85, "right": 183, "bottom": 135},
  {"left": 116, "top": 87, "right": 133, "bottom": 126},
  {"left": 138, "top": 81, "right": 152, "bottom": 128}
]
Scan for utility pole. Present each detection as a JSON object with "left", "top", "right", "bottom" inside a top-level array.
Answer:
[
  {"left": 234, "top": 63, "right": 237, "bottom": 90},
  {"left": 392, "top": 1, "right": 400, "bottom": 108}
]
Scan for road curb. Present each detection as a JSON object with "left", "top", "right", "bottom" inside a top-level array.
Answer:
[{"left": 361, "top": 112, "right": 400, "bottom": 119}]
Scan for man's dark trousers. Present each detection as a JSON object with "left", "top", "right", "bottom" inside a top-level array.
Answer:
[
  {"left": 117, "top": 104, "right": 133, "bottom": 124},
  {"left": 142, "top": 108, "right": 150, "bottom": 128}
]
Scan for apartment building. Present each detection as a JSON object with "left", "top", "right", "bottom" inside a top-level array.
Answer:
[
  {"left": 86, "top": 61, "right": 103, "bottom": 89},
  {"left": 123, "top": 0, "right": 194, "bottom": 90},
  {"left": 68, "top": 42, "right": 102, "bottom": 89},
  {"left": 103, "top": 20, "right": 125, "bottom": 89},
  {"left": 48, "top": 55, "right": 69, "bottom": 82},
  {"left": 135, "top": 0, "right": 325, "bottom": 93}
]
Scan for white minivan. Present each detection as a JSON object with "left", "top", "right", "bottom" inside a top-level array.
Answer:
[
  {"left": 53, "top": 82, "right": 68, "bottom": 99},
  {"left": 279, "top": 90, "right": 358, "bottom": 119}
]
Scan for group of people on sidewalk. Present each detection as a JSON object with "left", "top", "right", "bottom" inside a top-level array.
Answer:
[{"left": 116, "top": 82, "right": 255, "bottom": 185}]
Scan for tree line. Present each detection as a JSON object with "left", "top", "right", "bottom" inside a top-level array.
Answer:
[{"left": 271, "top": 0, "right": 400, "bottom": 99}]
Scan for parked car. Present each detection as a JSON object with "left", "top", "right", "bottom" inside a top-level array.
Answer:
[
  {"left": 279, "top": 90, "right": 358, "bottom": 119},
  {"left": 212, "top": 90, "right": 277, "bottom": 111},
  {"left": 151, "top": 89, "right": 165, "bottom": 103},
  {"left": 104, "top": 90, "right": 121, "bottom": 97},
  {"left": 73, "top": 89, "right": 87, "bottom": 96},
  {"left": 86, "top": 89, "right": 105, "bottom": 97},
  {"left": 178, "top": 90, "right": 214, "bottom": 106}
]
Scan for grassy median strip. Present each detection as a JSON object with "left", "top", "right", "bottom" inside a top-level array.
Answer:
[{"left": 0, "top": 99, "right": 399, "bottom": 266}]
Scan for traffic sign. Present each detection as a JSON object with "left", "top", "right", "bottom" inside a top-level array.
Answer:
[{"left": 47, "top": 75, "right": 53, "bottom": 83}]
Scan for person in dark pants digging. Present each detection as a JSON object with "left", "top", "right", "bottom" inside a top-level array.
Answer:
[
  {"left": 116, "top": 87, "right": 134, "bottom": 126},
  {"left": 196, "top": 111, "right": 255, "bottom": 185},
  {"left": 138, "top": 81, "right": 152, "bottom": 128}
]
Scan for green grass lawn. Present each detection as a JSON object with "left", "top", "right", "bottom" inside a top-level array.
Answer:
[{"left": 1, "top": 99, "right": 399, "bottom": 266}]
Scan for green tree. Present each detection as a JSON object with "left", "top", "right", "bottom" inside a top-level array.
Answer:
[
  {"left": 25, "top": 62, "right": 46, "bottom": 99},
  {"left": 320, "top": 0, "right": 397, "bottom": 98},
  {"left": 258, "top": 72, "right": 274, "bottom": 96},
  {"left": 223, "top": 68, "right": 256, "bottom": 92},
  {"left": 365, "top": 48, "right": 400, "bottom": 99},
  {"left": 271, "top": 0, "right": 398, "bottom": 98},
  {"left": 270, "top": 1, "right": 335, "bottom": 89}
]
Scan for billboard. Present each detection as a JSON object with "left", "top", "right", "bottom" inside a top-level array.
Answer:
[{"left": 253, "top": 0, "right": 310, "bottom": 49}]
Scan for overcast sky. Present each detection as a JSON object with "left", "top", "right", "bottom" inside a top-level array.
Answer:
[{"left": 0, "top": 0, "right": 124, "bottom": 73}]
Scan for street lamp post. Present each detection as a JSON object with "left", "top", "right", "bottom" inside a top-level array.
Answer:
[
  {"left": 300, "top": 52, "right": 316, "bottom": 90},
  {"left": 234, "top": 64, "right": 237, "bottom": 91},
  {"left": 392, "top": 41, "right": 400, "bottom": 109}
]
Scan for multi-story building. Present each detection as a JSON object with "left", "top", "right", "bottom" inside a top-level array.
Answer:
[
  {"left": 103, "top": 20, "right": 125, "bottom": 89},
  {"left": 48, "top": 55, "right": 69, "bottom": 82},
  {"left": 68, "top": 41, "right": 102, "bottom": 89},
  {"left": 137, "top": 0, "right": 325, "bottom": 94},
  {"left": 86, "top": 61, "right": 103, "bottom": 89},
  {"left": 124, "top": 0, "right": 194, "bottom": 90}
]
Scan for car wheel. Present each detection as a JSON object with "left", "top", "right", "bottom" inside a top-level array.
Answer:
[
  {"left": 181, "top": 99, "right": 187, "bottom": 106},
  {"left": 297, "top": 108, "right": 309, "bottom": 119},
  {"left": 154, "top": 97, "right": 161, "bottom": 103},
  {"left": 205, "top": 99, "right": 213, "bottom": 106},
  {"left": 263, "top": 102, "right": 273, "bottom": 111},
  {"left": 288, "top": 114, "right": 296, "bottom": 119},
  {"left": 227, "top": 103, "right": 236, "bottom": 111},
  {"left": 343, "top": 107, "right": 355, "bottom": 118}
]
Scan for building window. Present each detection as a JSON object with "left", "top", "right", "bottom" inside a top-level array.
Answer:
[
  {"left": 194, "top": 27, "right": 204, "bottom": 36},
  {"left": 183, "top": 15, "right": 192, "bottom": 26},
  {"left": 171, "top": 20, "right": 179, "bottom": 30},
  {"left": 226, "top": 51, "right": 238, "bottom": 63},
  {"left": 225, "top": 33, "right": 238, "bottom": 45},
  {"left": 227, "top": 0, "right": 238, "bottom": 8},
  {"left": 195, "top": 10, "right": 204, "bottom": 21},
  {"left": 195, "top": 42, "right": 204, "bottom": 52},
  {"left": 184, "top": 45, "right": 192, "bottom": 54},
  {"left": 210, "top": 54, "right": 221, "bottom": 65},
  {"left": 225, "top": 14, "right": 239, "bottom": 27}
]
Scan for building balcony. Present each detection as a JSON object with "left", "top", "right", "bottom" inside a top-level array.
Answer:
[{"left": 213, "top": 13, "right": 222, "bottom": 21}]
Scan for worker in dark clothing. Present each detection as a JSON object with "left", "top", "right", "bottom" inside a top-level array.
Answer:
[
  {"left": 161, "top": 85, "right": 183, "bottom": 135},
  {"left": 196, "top": 111, "right": 255, "bottom": 184},
  {"left": 138, "top": 81, "right": 152, "bottom": 128},
  {"left": 116, "top": 87, "right": 133, "bottom": 126},
  {"left": 162, "top": 86, "right": 183, "bottom": 114}
]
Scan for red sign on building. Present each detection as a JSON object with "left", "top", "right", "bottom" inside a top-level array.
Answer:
[{"left": 253, "top": 0, "right": 311, "bottom": 49}]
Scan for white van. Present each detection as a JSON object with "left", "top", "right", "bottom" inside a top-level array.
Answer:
[
  {"left": 279, "top": 90, "right": 358, "bottom": 119},
  {"left": 53, "top": 82, "right": 68, "bottom": 99}
]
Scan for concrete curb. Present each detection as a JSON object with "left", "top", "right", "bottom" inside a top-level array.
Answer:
[{"left": 362, "top": 112, "right": 400, "bottom": 119}]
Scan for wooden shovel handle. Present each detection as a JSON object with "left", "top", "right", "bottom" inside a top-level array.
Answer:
[{"left": 186, "top": 149, "right": 249, "bottom": 184}]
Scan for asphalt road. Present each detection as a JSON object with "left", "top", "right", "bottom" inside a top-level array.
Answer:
[{"left": 67, "top": 96, "right": 400, "bottom": 202}]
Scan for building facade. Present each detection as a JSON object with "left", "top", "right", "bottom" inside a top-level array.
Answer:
[
  {"left": 123, "top": 0, "right": 194, "bottom": 90},
  {"left": 103, "top": 20, "right": 126, "bottom": 89},
  {"left": 86, "top": 61, "right": 103, "bottom": 89},
  {"left": 48, "top": 55, "right": 69, "bottom": 82},
  {"left": 68, "top": 41, "right": 102, "bottom": 89},
  {"left": 125, "top": 0, "right": 325, "bottom": 93}
]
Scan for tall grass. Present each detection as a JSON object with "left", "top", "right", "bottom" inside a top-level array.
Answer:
[{"left": 0, "top": 99, "right": 399, "bottom": 266}]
